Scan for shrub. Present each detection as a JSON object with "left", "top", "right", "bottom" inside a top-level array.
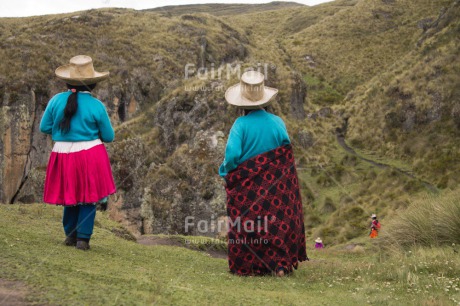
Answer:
[
  {"left": 316, "top": 173, "right": 334, "bottom": 187},
  {"left": 382, "top": 189, "right": 460, "bottom": 248},
  {"left": 321, "top": 197, "right": 336, "bottom": 213}
]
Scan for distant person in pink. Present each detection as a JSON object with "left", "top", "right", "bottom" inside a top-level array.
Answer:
[{"left": 315, "top": 237, "right": 324, "bottom": 249}]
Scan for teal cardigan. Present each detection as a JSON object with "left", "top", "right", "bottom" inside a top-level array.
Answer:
[
  {"left": 40, "top": 91, "right": 114, "bottom": 142},
  {"left": 219, "top": 110, "right": 291, "bottom": 177}
]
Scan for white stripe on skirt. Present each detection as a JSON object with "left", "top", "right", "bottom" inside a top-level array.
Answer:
[{"left": 52, "top": 139, "right": 103, "bottom": 153}]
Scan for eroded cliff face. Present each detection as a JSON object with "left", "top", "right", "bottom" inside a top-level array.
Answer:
[
  {"left": 0, "top": 87, "right": 49, "bottom": 204},
  {"left": 107, "top": 83, "right": 234, "bottom": 236},
  {"left": 290, "top": 72, "right": 307, "bottom": 120}
]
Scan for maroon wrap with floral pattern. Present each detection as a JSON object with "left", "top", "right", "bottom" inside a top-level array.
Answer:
[{"left": 225, "top": 144, "right": 308, "bottom": 276}]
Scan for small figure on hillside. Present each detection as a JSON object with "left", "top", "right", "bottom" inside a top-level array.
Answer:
[
  {"left": 369, "top": 214, "right": 381, "bottom": 238},
  {"left": 40, "top": 55, "right": 116, "bottom": 251},
  {"left": 315, "top": 237, "right": 324, "bottom": 249}
]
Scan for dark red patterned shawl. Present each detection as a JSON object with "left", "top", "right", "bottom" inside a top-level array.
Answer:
[{"left": 225, "top": 144, "right": 308, "bottom": 276}]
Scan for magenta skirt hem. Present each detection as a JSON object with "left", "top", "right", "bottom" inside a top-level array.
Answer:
[{"left": 43, "top": 190, "right": 116, "bottom": 207}]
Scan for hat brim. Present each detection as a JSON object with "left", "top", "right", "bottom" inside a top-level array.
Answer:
[
  {"left": 55, "top": 65, "right": 109, "bottom": 86},
  {"left": 225, "top": 83, "right": 278, "bottom": 109}
]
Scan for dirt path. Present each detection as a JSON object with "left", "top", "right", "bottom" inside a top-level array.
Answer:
[
  {"left": 336, "top": 119, "right": 438, "bottom": 193},
  {"left": 0, "top": 279, "right": 29, "bottom": 306},
  {"left": 137, "top": 236, "right": 227, "bottom": 259}
]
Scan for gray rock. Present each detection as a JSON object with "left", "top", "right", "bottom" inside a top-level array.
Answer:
[
  {"left": 297, "top": 130, "right": 315, "bottom": 149},
  {"left": 290, "top": 72, "right": 307, "bottom": 120}
]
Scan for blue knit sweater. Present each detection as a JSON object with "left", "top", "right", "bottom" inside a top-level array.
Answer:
[
  {"left": 40, "top": 91, "right": 114, "bottom": 142},
  {"left": 219, "top": 110, "right": 290, "bottom": 177}
]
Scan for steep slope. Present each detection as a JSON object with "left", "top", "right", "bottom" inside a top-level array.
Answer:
[
  {"left": 344, "top": 0, "right": 460, "bottom": 188},
  {"left": 286, "top": 0, "right": 453, "bottom": 97},
  {"left": 147, "top": 1, "right": 304, "bottom": 16}
]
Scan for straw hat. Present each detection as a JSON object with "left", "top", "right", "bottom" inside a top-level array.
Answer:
[
  {"left": 371, "top": 214, "right": 377, "bottom": 218},
  {"left": 55, "top": 55, "right": 109, "bottom": 86},
  {"left": 315, "top": 237, "right": 322, "bottom": 243},
  {"left": 225, "top": 71, "right": 278, "bottom": 109}
]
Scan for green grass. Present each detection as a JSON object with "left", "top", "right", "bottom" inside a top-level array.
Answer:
[
  {"left": 0, "top": 204, "right": 458, "bottom": 305},
  {"left": 0, "top": 8, "right": 458, "bottom": 306},
  {"left": 303, "top": 74, "right": 344, "bottom": 105}
]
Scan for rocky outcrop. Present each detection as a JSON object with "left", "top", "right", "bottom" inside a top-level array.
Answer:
[
  {"left": 416, "top": 1, "right": 459, "bottom": 47},
  {"left": 108, "top": 87, "right": 230, "bottom": 236},
  {"left": 452, "top": 103, "right": 460, "bottom": 129},
  {"left": 289, "top": 72, "right": 307, "bottom": 120},
  {"left": 297, "top": 130, "right": 315, "bottom": 149},
  {"left": 0, "top": 87, "right": 50, "bottom": 204}
]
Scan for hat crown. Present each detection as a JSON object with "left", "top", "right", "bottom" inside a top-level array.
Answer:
[
  {"left": 241, "top": 71, "right": 264, "bottom": 84},
  {"left": 69, "top": 55, "right": 92, "bottom": 65},
  {"left": 69, "top": 55, "right": 96, "bottom": 79},
  {"left": 240, "top": 71, "right": 265, "bottom": 102}
]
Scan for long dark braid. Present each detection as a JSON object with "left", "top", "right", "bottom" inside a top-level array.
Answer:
[{"left": 59, "top": 83, "right": 97, "bottom": 133}]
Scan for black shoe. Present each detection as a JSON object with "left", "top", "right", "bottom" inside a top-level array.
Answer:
[
  {"left": 64, "top": 236, "right": 77, "bottom": 246},
  {"left": 293, "top": 262, "right": 299, "bottom": 270},
  {"left": 76, "top": 240, "right": 90, "bottom": 251}
]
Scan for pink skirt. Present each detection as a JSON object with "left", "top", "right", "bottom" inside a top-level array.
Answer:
[{"left": 44, "top": 139, "right": 116, "bottom": 206}]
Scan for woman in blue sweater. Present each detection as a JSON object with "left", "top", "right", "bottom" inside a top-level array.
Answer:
[
  {"left": 40, "top": 55, "right": 116, "bottom": 250},
  {"left": 220, "top": 71, "right": 307, "bottom": 277}
]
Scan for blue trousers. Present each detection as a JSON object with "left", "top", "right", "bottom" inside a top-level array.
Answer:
[{"left": 63, "top": 205, "right": 97, "bottom": 240}]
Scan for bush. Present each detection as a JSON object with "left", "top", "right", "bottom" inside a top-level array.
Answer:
[
  {"left": 316, "top": 173, "right": 334, "bottom": 187},
  {"left": 382, "top": 189, "right": 460, "bottom": 248},
  {"left": 321, "top": 197, "right": 336, "bottom": 213}
]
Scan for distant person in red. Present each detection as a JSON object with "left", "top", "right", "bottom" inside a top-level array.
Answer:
[
  {"left": 369, "top": 214, "right": 381, "bottom": 238},
  {"left": 315, "top": 237, "right": 324, "bottom": 249}
]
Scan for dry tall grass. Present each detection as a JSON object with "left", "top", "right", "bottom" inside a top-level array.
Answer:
[{"left": 383, "top": 189, "right": 460, "bottom": 248}]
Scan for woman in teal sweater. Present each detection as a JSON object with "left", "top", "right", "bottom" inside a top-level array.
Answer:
[
  {"left": 40, "top": 91, "right": 114, "bottom": 142},
  {"left": 218, "top": 108, "right": 290, "bottom": 177},
  {"left": 40, "top": 55, "right": 116, "bottom": 251},
  {"left": 220, "top": 71, "right": 308, "bottom": 277}
]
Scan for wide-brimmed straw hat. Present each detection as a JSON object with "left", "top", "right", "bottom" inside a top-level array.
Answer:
[
  {"left": 55, "top": 55, "right": 109, "bottom": 86},
  {"left": 225, "top": 70, "right": 278, "bottom": 109},
  {"left": 371, "top": 214, "right": 377, "bottom": 218},
  {"left": 315, "top": 237, "right": 323, "bottom": 243}
]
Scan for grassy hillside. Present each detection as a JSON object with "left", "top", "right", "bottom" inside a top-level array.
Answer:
[
  {"left": 148, "top": 1, "right": 304, "bottom": 16},
  {"left": 0, "top": 204, "right": 459, "bottom": 305},
  {"left": 0, "top": 8, "right": 248, "bottom": 96},
  {"left": 344, "top": 0, "right": 460, "bottom": 188},
  {"left": 1, "top": 0, "right": 459, "bottom": 245},
  {"left": 286, "top": 0, "right": 454, "bottom": 94}
]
